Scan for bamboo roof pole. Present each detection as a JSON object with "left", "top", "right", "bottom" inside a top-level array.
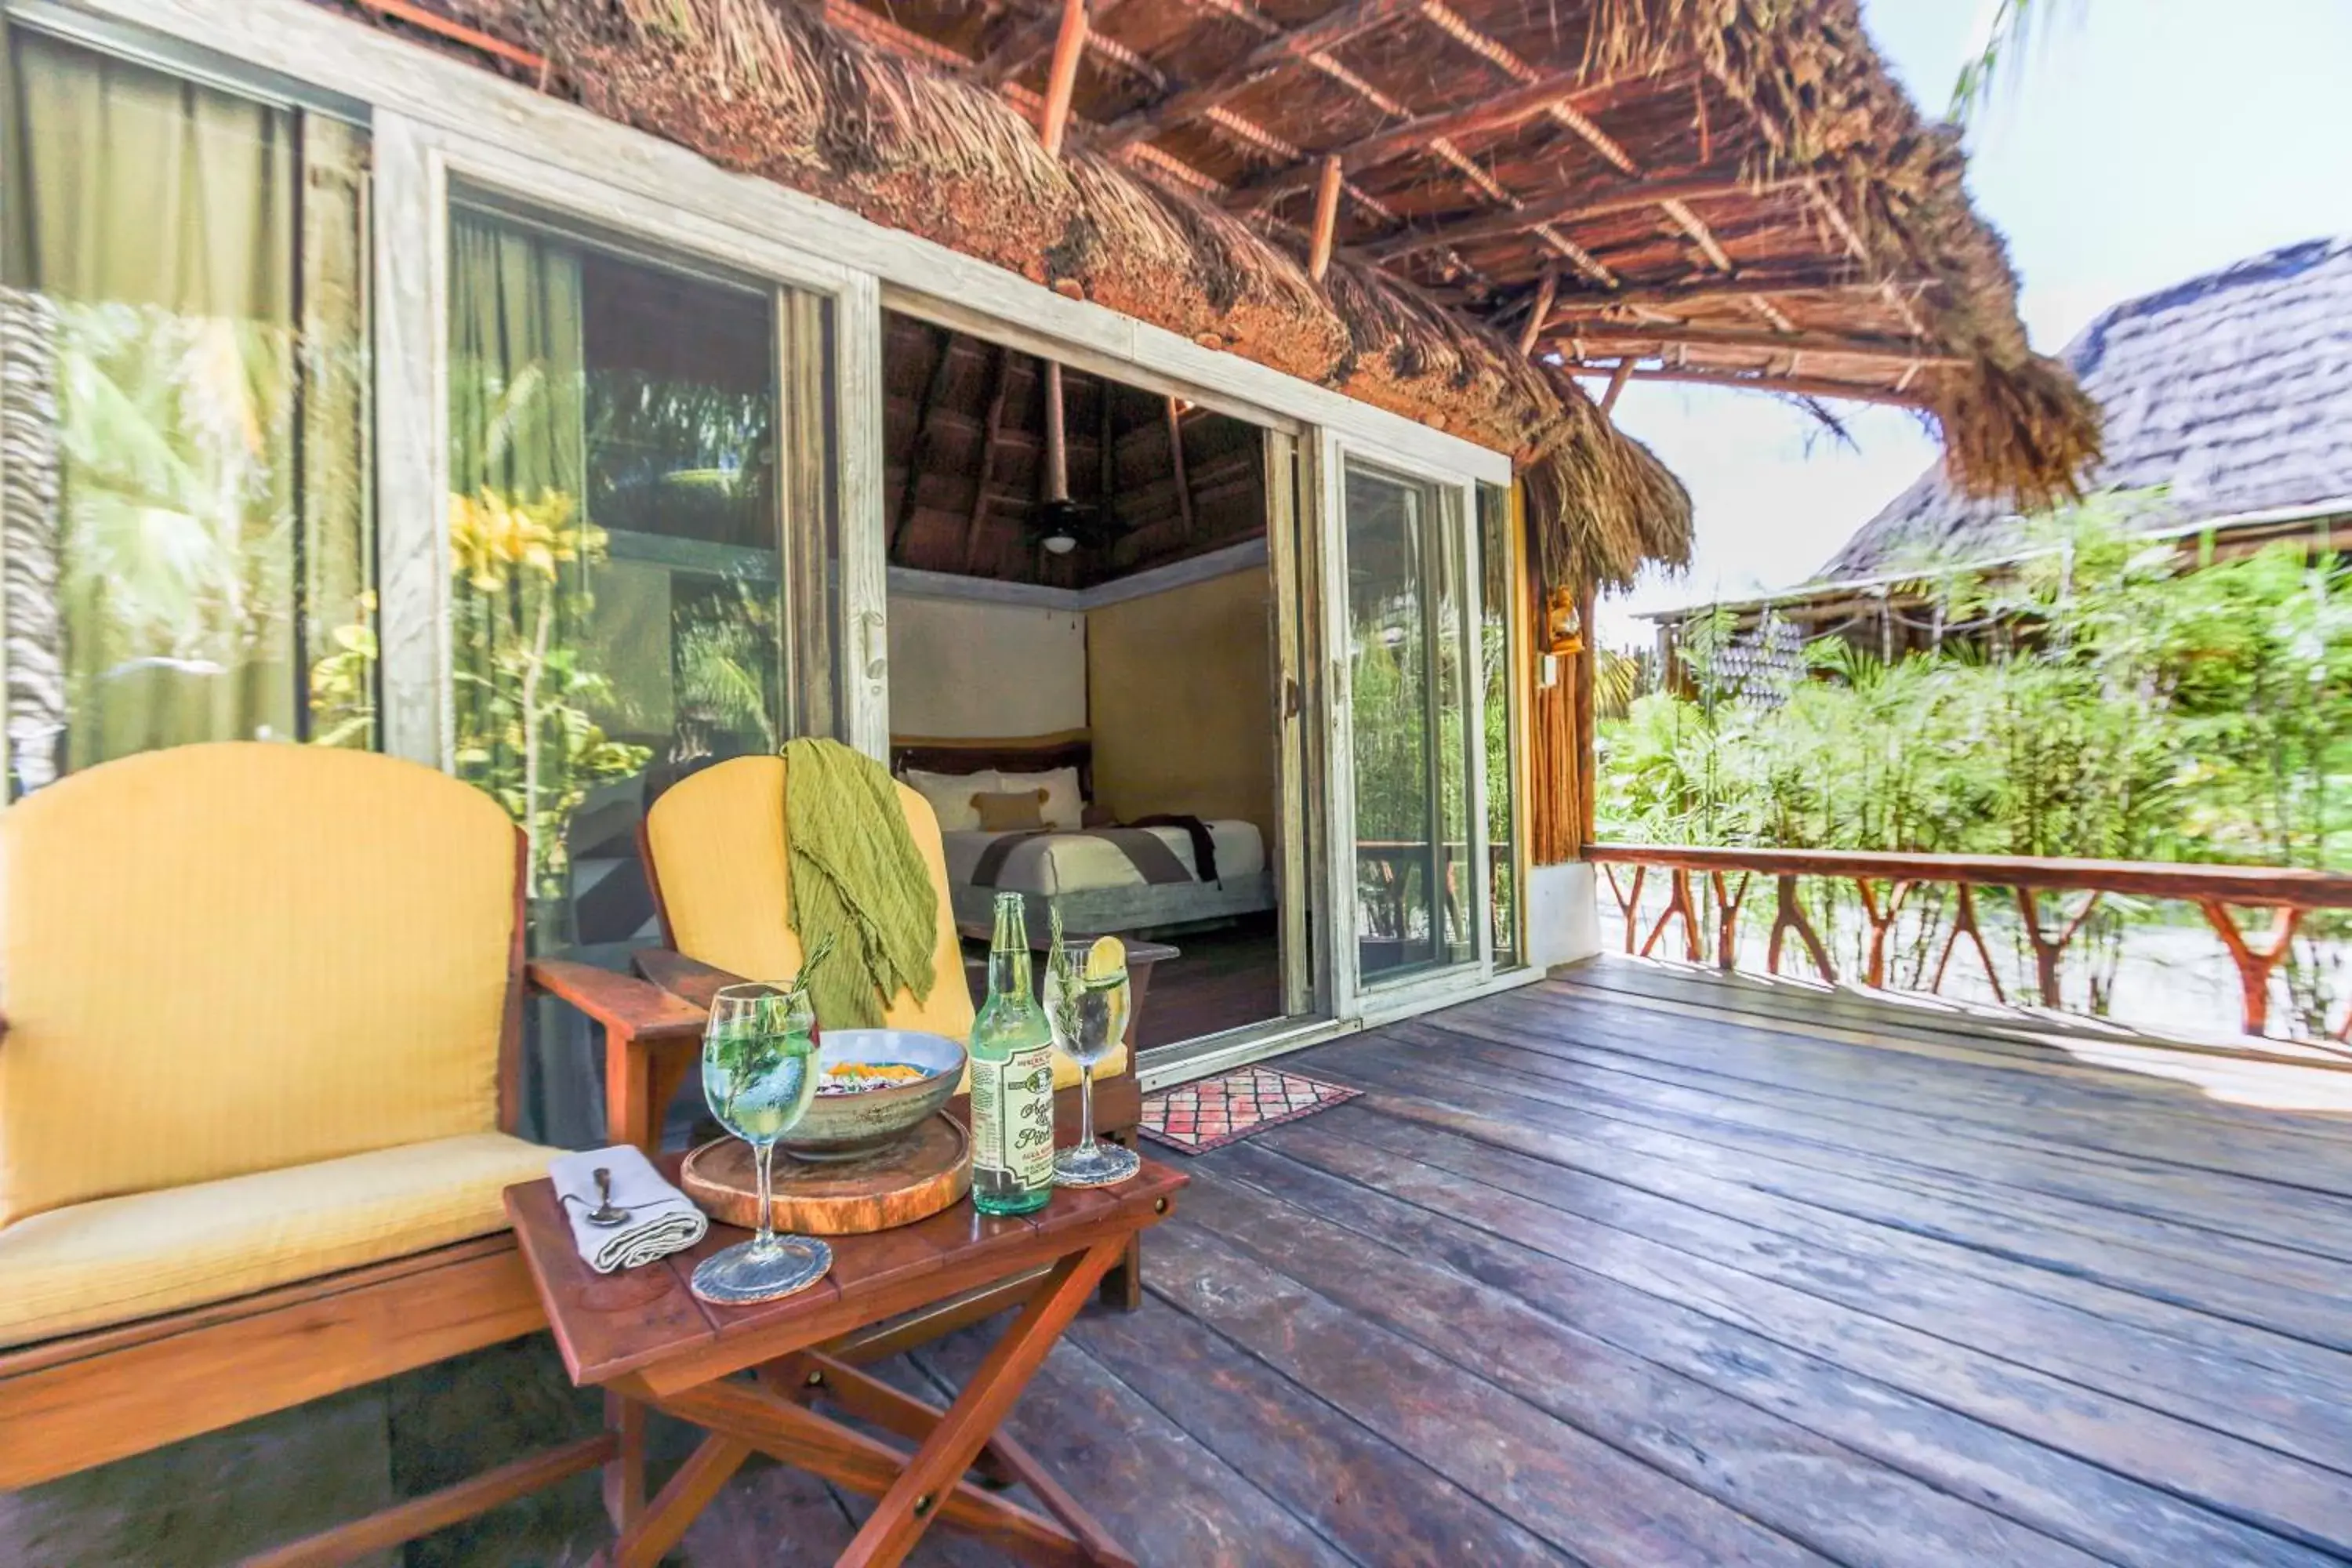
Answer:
[
  {"left": 1369, "top": 176, "right": 1785, "bottom": 262},
  {"left": 1599, "top": 358, "right": 1635, "bottom": 416},
  {"left": 1307, "top": 155, "right": 1345, "bottom": 283},
  {"left": 1548, "top": 321, "right": 1968, "bottom": 368},
  {"left": 1095, "top": 0, "right": 1428, "bottom": 151},
  {"left": 1039, "top": 0, "right": 1089, "bottom": 157},
  {"left": 892, "top": 328, "right": 957, "bottom": 556},
  {"left": 1570, "top": 364, "right": 1933, "bottom": 409},
  {"left": 963, "top": 347, "right": 1015, "bottom": 573},
  {"left": 1164, "top": 397, "right": 1196, "bottom": 539},
  {"left": 1516, "top": 267, "right": 1559, "bottom": 356}
]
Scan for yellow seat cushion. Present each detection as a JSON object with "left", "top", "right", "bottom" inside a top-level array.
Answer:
[
  {"left": 0, "top": 744, "right": 521, "bottom": 1226},
  {"left": 644, "top": 756, "right": 1124, "bottom": 1089},
  {"left": 0, "top": 1132, "right": 556, "bottom": 1348}
]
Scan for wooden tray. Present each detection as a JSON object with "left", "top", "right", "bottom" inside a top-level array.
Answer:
[{"left": 681, "top": 1115, "right": 971, "bottom": 1236}]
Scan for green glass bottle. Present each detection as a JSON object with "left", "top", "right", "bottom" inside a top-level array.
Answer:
[{"left": 968, "top": 892, "right": 1056, "bottom": 1215}]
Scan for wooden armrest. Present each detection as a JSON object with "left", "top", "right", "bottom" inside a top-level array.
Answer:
[
  {"left": 630, "top": 948, "right": 746, "bottom": 1012},
  {"left": 528, "top": 958, "right": 706, "bottom": 1044}
]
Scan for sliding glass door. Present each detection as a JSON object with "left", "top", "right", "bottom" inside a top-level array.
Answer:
[
  {"left": 1334, "top": 456, "right": 1485, "bottom": 993},
  {"left": 2, "top": 24, "right": 372, "bottom": 796}
]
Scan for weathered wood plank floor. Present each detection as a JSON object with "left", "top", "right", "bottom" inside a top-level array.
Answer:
[{"left": 695, "top": 959, "right": 2352, "bottom": 1567}]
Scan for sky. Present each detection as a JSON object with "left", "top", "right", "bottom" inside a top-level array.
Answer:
[{"left": 1593, "top": 0, "right": 2352, "bottom": 648}]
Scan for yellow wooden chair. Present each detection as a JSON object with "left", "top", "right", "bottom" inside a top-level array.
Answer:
[
  {"left": 630, "top": 753, "right": 1147, "bottom": 1322},
  {"left": 0, "top": 743, "right": 703, "bottom": 1560}
]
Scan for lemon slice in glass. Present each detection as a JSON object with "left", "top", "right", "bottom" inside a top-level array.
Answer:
[{"left": 1084, "top": 935, "right": 1127, "bottom": 981}]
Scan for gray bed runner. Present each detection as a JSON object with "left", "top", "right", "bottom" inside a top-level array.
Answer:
[{"left": 969, "top": 826, "right": 1197, "bottom": 888}]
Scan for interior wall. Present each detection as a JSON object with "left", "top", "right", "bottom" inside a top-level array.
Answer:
[
  {"left": 888, "top": 596, "right": 1086, "bottom": 739},
  {"left": 1086, "top": 567, "right": 1275, "bottom": 837}
]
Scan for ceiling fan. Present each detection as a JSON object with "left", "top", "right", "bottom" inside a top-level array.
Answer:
[{"left": 1025, "top": 361, "right": 1120, "bottom": 556}]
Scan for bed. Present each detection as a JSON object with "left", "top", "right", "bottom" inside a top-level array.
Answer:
[{"left": 891, "top": 735, "right": 1278, "bottom": 936}]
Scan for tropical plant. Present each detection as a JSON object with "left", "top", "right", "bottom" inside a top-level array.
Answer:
[
  {"left": 448, "top": 487, "right": 650, "bottom": 898},
  {"left": 1599, "top": 506, "right": 2352, "bottom": 1035},
  {"left": 1951, "top": 0, "right": 2082, "bottom": 125}
]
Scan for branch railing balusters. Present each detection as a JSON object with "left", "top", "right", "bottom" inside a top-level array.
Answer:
[
  {"left": 1854, "top": 877, "right": 1914, "bottom": 989},
  {"left": 1710, "top": 871, "right": 1751, "bottom": 971},
  {"left": 2198, "top": 903, "right": 2301, "bottom": 1036},
  {"left": 1602, "top": 862, "right": 1646, "bottom": 954},
  {"left": 1640, "top": 867, "right": 1704, "bottom": 961},
  {"left": 1931, "top": 882, "right": 2005, "bottom": 1003},
  {"left": 1586, "top": 843, "right": 2352, "bottom": 1043},
  {"left": 1766, "top": 873, "right": 1836, "bottom": 982}
]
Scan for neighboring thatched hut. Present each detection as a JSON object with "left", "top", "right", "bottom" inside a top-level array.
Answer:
[
  {"left": 1826, "top": 235, "right": 2352, "bottom": 578},
  {"left": 1647, "top": 236, "right": 2352, "bottom": 655},
  {"left": 331, "top": 0, "right": 2093, "bottom": 596}
]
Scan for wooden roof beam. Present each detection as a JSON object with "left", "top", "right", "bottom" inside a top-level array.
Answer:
[
  {"left": 1094, "top": 0, "right": 1428, "bottom": 151},
  {"left": 1566, "top": 363, "right": 1936, "bottom": 409},
  {"left": 1543, "top": 268, "right": 1915, "bottom": 319},
  {"left": 1515, "top": 266, "right": 1558, "bottom": 356},
  {"left": 1307, "top": 155, "right": 1344, "bottom": 281},
  {"left": 1369, "top": 175, "right": 1786, "bottom": 262},
  {"left": 1221, "top": 67, "right": 1682, "bottom": 210},
  {"left": 1038, "top": 0, "right": 1090, "bottom": 156},
  {"left": 963, "top": 347, "right": 1016, "bottom": 573},
  {"left": 1551, "top": 321, "right": 1969, "bottom": 368}
]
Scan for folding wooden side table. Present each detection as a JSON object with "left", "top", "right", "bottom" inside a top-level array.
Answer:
[{"left": 504, "top": 1156, "right": 1185, "bottom": 1568}]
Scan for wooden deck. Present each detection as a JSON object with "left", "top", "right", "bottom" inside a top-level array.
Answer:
[{"left": 690, "top": 957, "right": 2352, "bottom": 1566}]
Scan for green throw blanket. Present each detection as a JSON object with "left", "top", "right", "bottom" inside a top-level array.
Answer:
[{"left": 781, "top": 737, "right": 939, "bottom": 1029}]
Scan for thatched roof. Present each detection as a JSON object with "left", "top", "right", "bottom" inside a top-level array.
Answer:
[
  {"left": 332, "top": 0, "right": 2088, "bottom": 593},
  {"left": 1824, "top": 237, "right": 2352, "bottom": 579}
]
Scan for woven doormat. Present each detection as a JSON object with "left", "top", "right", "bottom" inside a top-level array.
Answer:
[{"left": 1138, "top": 1065, "right": 1361, "bottom": 1155}]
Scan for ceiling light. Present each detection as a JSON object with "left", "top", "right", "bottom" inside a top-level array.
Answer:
[{"left": 1043, "top": 533, "right": 1078, "bottom": 555}]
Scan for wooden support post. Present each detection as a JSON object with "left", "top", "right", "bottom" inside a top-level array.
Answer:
[
  {"left": 1599, "top": 358, "right": 1636, "bottom": 416},
  {"left": 1163, "top": 396, "right": 1195, "bottom": 539},
  {"left": 1517, "top": 267, "right": 1559, "bottom": 357},
  {"left": 1307, "top": 154, "right": 1344, "bottom": 283},
  {"left": 1573, "top": 586, "right": 1596, "bottom": 853},
  {"left": 2198, "top": 902, "right": 2302, "bottom": 1038},
  {"left": 1038, "top": 0, "right": 1089, "bottom": 158}
]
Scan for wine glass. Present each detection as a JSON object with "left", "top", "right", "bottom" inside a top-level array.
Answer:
[
  {"left": 691, "top": 982, "right": 830, "bottom": 1304},
  {"left": 1048, "top": 940, "right": 1141, "bottom": 1188}
]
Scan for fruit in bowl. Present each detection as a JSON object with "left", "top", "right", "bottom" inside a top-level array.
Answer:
[{"left": 779, "top": 1028, "right": 966, "bottom": 1160}]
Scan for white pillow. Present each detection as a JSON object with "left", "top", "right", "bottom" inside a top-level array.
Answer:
[
  {"left": 994, "top": 766, "right": 1083, "bottom": 831},
  {"left": 903, "top": 767, "right": 996, "bottom": 833}
]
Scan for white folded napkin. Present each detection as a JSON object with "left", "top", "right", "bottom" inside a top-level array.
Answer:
[{"left": 549, "top": 1145, "right": 710, "bottom": 1274}]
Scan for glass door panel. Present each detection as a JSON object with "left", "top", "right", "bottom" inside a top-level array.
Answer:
[
  {"left": 1478, "top": 481, "right": 1521, "bottom": 968},
  {"left": 3, "top": 28, "right": 373, "bottom": 795},
  {"left": 1344, "top": 462, "right": 1475, "bottom": 985}
]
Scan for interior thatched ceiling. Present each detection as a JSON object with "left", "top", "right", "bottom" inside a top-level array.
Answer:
[{"left": 883, "top": 312, "right": 1266, "bottom": 588}]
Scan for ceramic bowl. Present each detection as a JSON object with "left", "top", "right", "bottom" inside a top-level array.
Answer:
[{"left": 779, "top": 1028, "right": 966, "bottom": 1160}]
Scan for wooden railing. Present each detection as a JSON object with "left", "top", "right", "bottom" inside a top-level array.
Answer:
[{"left": 1587, "top": 843, "right": 2352, "bottom": 1041}]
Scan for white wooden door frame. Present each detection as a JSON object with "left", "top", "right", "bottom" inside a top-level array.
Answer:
[
  {"left": 1316, "top": 430, "right": 1498, "bottom": 1025},
  {"left": 365, "top": 111, "right": 887, "bottom": 765}
]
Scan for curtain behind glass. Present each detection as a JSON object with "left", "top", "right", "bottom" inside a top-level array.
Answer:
[
  {"left": 9, "top": 31, "right": 296, "bottom": 775},
  {"left": 446, "top": 211, "right": 604, "bottom": 900}
]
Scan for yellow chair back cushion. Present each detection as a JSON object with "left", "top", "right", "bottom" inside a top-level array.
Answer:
[
  {"left": 644, "top": 756, "right": 1125, "bottom": 1087},
  {"left": 0, "top": 743, "right": 520, "bottom": 1225},
  {"left": 645, "top": 756, "right": 976, "bottom": 1041}
]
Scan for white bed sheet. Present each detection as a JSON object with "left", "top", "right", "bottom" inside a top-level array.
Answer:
[{"left": 942, "top": 819, "right": 1266, "bottom": 895}]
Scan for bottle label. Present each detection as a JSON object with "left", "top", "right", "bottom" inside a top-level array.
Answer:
[{"left": 971, "top": 1044, "right": 1056, "bottom": 1188}]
